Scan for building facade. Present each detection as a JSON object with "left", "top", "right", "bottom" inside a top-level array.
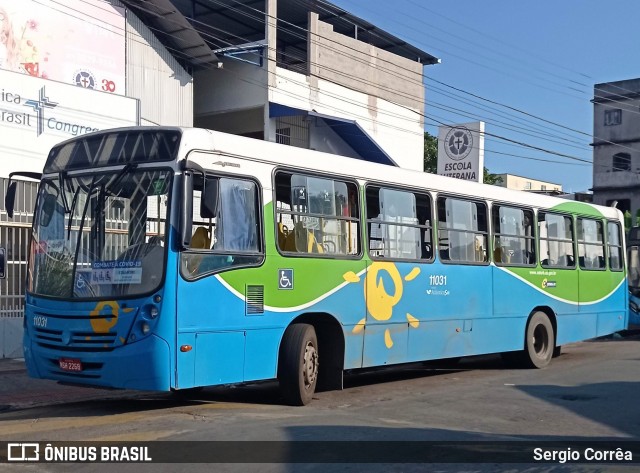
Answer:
[
  {"left": 495, "top": 174, "right": 562, "bottom": 193},
  {"left": 592, "top": 78, "right": 640, "bottom": 217}
]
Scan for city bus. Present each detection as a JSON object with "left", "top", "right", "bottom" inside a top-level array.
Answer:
[
  {"left": 627, "top": 226, "right": 640, "bottom": 326},
  {"left": 4, "top": 127, "right": 628, "bottom": 405}
]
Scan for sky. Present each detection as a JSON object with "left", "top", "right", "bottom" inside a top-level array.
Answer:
[{"left": 331, "top": 0, "right": 640, "bottom": 192}]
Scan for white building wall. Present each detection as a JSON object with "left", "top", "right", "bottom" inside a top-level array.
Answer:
[
  {"left": 270, "top": 67, "right": 424, "bottom": 170},
  {"left": 123, "top": 4, "right": 193, "bottom": 126}
]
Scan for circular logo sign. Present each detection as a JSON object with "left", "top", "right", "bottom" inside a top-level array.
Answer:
[
  {"left": 444, "top": 126, "right": 473, "bottom": 161},
  {"left": 74, "top": 70, "right": 96, "bottom": 89}
]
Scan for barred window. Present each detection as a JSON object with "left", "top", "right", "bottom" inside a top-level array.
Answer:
[{"left": 612, "top": 153, "right": 631, "bottom": 172}]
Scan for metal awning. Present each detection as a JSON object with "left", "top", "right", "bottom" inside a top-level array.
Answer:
[
  {"left": 269, "top": 103, "right": 397, "bottom": 166},
  {"left": 119, "top": 0, "right": 220, "bottom": 67},
  {"left": 120, "top": 0, "right": 438, "bottom": 71}
]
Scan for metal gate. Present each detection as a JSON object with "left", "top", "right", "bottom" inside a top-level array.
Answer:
[{"left": 1, "top": 178, "right": 37, "bottom": 358}]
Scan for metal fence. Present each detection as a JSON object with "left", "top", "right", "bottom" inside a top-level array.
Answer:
[{"left": 1, "top": 177, "right": 37, "bottom": 358}]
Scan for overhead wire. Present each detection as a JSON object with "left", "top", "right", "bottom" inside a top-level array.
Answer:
[
  {"left": 75, "top": 0, "right": 604, "bottom": 168},
  {"left": 35, "top": 0, "right": 638, "bottom": 176}
]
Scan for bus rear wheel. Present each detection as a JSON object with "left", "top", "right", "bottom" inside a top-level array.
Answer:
[
  {"left": 278, "top": 323, "right": 318, "bottom": 406},
  {"left": 524, "top": 311, "right": 555, "bottom": 368}
]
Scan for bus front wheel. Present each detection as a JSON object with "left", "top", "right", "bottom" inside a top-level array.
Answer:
[
  {"left": 524, "top": 311, "right": 555, "bottom": 368},
  {"left": 278, "top": 323, "right": 319, "bottom": 406}
]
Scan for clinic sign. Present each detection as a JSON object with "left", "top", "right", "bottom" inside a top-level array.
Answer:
[
  {"left": 0, "top": 69, "right": 139, "bottom": 178},
  {"left": 437, "top": 121, "right": 485, "bottom": 183}
]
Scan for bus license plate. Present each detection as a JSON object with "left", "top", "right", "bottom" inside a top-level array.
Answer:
[{"left": 59, "top": 358, "right": 82, "bottom": 372}]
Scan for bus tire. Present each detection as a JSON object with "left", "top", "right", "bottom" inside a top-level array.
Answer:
[
  {"left": 278, "top": 323, "right": 318, "bottom": 406},
  {"left": 524, "top": 311, "right": 555, "bottom": 368},
  {"left": 170, "top": 386, "right": 204, "bottom": 400}
]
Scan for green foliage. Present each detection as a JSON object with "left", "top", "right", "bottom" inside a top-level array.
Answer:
[
  {"left": 423, "top": 131, "right": 438, "bottom": 174},
  {"left": 625, "top": 210, "right": 632, "bottom": 231},
  {"left": 423, "top": 132, "right": 502, "bottom": 185},
  {"left": 483, "top": 168, "right": 503, "bottom": 185}
]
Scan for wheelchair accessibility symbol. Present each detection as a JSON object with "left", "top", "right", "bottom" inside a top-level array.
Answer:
[{"left": 279, "top": 269, "right": 294, "bottom": 290}]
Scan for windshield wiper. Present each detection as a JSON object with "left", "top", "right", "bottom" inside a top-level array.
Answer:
[
  {"left": 67, "top": 183, "right": 81, "bottom": 240},
  {"left": 69, "top": 174, "right": 99, "bottom": 294},
  {"left": 103, "top": 163, "right": 137, "bottom": 203}
]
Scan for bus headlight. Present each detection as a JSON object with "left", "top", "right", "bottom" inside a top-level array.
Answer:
[
  {"left": 141, "top": 304, "right": 159, "bottom": 319},
  {"left": 141, "top": 322, "right": 151, "bottom": 335}
]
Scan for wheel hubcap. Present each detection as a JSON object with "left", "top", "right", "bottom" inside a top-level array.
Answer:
[
  {"left": 533, "top": 325, "right": 548, "bottom": 357},
  {"left": 303, "top": 341, "right": 318, "bottom": 389}
]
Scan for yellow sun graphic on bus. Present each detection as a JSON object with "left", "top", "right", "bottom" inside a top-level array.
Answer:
[
  {"left": 88, "top": 301, "right": 135, "bottom": 346},
  {"left": 343, "top": 262, "right": 420, "bottom": 349}
]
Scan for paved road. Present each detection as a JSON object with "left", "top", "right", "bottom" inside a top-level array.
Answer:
[{"left": 1, "top": 333, "right": 639, "bottom": 472}]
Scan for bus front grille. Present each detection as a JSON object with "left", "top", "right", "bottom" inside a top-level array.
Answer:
[{"left": 34, "top": 327, "right": 118, "bottom": 352}]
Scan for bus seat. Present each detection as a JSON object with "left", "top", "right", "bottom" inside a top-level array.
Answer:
[
  {"left": 283, "top": 226, "right": 297, "bottom": 252},
  {"left": 307, "top": 231, "right": 325, "bottom": 254},
  {"left": 191, "top": 227, "right": 211, "bottom": 249},
  {"left": 287, "top": 222, "right": 324, "bottom": 253},
  {"left": 277, "top": 223, "right": 289, "bottom": 250}
]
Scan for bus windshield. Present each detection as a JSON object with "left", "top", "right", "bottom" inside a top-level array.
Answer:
[{"left": 29, "top": 168, "right": 172, "bottom": 299}]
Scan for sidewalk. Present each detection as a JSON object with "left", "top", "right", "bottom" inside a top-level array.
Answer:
[{"left": 0, "top": 358, "right": 26, "bottom": 374}]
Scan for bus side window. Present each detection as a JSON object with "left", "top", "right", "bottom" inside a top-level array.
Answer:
[
  {"left": 182, "top": 175, "right": 262, "bottom": 278},
  {"left": 438, "top": 197, "right": 488, "bottom": 264},
  {"left": 275, "top": 171, "right": 360, "bottom": 257},
  {"left": 492, "top": 205, "right": 535, "bottom": 266},
  {"left": 365, "top": 185, "right": 432, "bottom": 261}
]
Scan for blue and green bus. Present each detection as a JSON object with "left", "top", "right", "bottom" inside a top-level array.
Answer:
[
  {"left": 627, "top": 227, "right": 640, "bottom": 326},
  {"left": 5, "top": 127, "right": 628, "bottom": 405}
]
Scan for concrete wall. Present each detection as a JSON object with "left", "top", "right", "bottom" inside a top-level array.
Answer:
[
  {"left": 309, "top": 15, "right": 424, "bottom": 112},
  {"left": 196, "top": 108, "right": 264, "bottom": 137},
  {"left": 592, "top": 79, "right": 640, "bottom": 216},
  {"left": 194, "top": 60, "right": 268, "bottom": 116}
]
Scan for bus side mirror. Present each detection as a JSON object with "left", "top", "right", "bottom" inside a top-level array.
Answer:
[
  {"left": 4, "top": 181, "right": 17, "bottom": 218},
  {"left": 201, "top": 178, "right": 219, "bottom": 219},
  {"left": 4, "top": 172, "right": 42, "bottom": 219},
  {"left": 180, "top": 172, "right": 194, "bottom": 248}
]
